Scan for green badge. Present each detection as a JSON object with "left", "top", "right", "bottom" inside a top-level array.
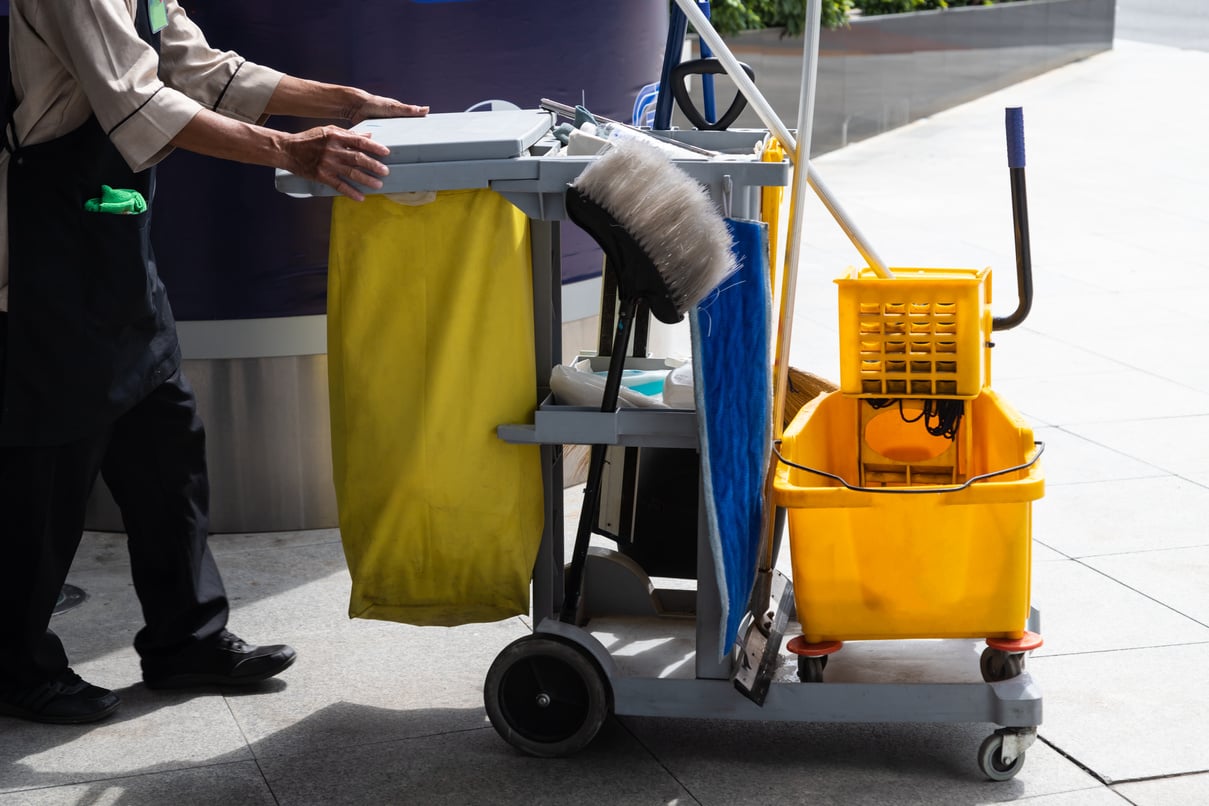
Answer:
[{"left": 148, "top": 0, "right": 168, "bottom": 33}]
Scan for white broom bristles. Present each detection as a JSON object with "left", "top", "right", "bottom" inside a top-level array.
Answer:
[{"left": 571, "top": 138, "right": 736, "bottom": 317}]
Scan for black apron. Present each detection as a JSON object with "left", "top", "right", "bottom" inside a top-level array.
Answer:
[{"left": 0, "top": 0, "right": 180, "bottom": 447}]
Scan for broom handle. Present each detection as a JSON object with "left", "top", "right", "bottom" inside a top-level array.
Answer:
[
  {"left": 772, "top": 0, "right": 821, "bottom": 443},
  {"left": 669, "top": 0, "right": 892, "bottom": 280},
  {"left": 749, "top": 0, "right": 827, "bottom": 592},
  {"left": 560, "top": 297, "right": 638, "bottom": 624}
]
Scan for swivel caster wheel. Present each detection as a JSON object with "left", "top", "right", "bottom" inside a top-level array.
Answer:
[
  {"left": 980, "top": 648, "right": 1024, "bottom": 682},
  {"left": 977, "top": 730, "right": 1032, "bottom": 781},
  {"left": 484, "top": 635, "right": 611, "bottom": 758},
  {"left": 796, "top": 654, "right": 827, "bottom": 683},
  {"left": 786, "top": 637, "right": 841, "bottom": 683},
  {"left": 982, "top": 632, "right": 1042, "bottom": 682}
]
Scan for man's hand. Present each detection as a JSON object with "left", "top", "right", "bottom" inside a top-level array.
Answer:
[
  {"left": 344, "top": 91, "right": 429, "bottom": 127},
  {"left": 172, "top": 80, "right": 432, "bottom": 202},
  {"left": 266, "top": 78, "right": 429, "bottom": 127},
  {"left": 280, "top": 125, "right": 395, "bottom": 202}
]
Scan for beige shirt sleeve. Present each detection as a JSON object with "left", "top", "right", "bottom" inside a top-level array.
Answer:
[{"left": 28, "top": 0, "right": 284, "bottom": 172}]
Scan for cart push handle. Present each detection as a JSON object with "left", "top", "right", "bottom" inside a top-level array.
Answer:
[{"left": 994, "top": 107, "right": 1035, "bottom": 332}]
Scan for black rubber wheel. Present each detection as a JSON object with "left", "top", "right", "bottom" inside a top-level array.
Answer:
[
  {"left": 980, "top": 648, "right": 1025, "bottom": 683},
  {"left": 484, "top": 635, "right": 611, "bottom": 758},
  {"left": 796, "top": 654, "right": 827, "bottom": 683},
  {"left": 978, "top": 733, "right": 1026, "bottom": 781}
]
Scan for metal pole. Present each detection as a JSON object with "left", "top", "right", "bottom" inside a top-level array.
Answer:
[{"left": 772, "top": 0, "right": 822, "bottom": 440}]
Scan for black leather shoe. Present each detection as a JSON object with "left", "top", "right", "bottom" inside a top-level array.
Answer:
[
  {"left": 142, "top": 630, "right": 297, "bottom": 690},
  {"left": 0, "top": 670, "right": 120, "bottom": 724}
]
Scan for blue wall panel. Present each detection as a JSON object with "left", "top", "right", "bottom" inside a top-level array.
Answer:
[{"left": 154, "top": 0, "right": 667, "bottom": 319}]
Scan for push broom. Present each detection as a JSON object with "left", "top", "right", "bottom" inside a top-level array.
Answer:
[{"left": 559, "top": 138, "right": 736, "bottom": 624}]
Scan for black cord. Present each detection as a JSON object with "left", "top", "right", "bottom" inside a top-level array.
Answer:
[
  {"left": 922, "top": 399, "right": 964, "bottom": 440},
  {"left": 865, "top": 398, "right": 964, "bottom": 440}
]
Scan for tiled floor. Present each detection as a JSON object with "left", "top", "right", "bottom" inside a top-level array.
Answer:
[{"left": 4, "top": 10, "right": 1209, "bottom": 806}]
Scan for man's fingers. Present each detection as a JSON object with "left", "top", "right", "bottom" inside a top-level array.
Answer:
[
  {"left": 338, "top": 147, "right": 388, "bottom": 178},
  {"left": 334, "top": 179, "right": 366, "bottom": 203},
  {"left": 298, "top": 125, "right": 395, "bottom": 201},
  {"left": 322, "top": 159, "right": 388, "bottom": 201},
  {"left": 340, "top": 131, "right": 390, "bottom": 158}
]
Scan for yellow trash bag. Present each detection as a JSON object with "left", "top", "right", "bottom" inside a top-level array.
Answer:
[{"left": 327, "top": 189, "right": 543, "bottom": 626}]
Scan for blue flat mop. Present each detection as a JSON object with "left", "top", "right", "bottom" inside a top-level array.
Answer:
[{"left": 691, "top": 217, "right": 772, "bottom": 657}]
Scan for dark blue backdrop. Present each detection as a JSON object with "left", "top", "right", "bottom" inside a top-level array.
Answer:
[{"left": 4, "top": 1, "right": 668, "bottom": 319}]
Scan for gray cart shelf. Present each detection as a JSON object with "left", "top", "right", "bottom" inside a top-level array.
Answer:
[{"left": 275, "top": 110, "right": 1042, "bottom": 779}]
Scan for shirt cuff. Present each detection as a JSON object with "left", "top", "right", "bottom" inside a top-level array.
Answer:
[
  {"left": 213, "top": 62, "right": 285, "bottom": 124},
  {"left": 110, "top": 87, "right": 205, "bottom": 173}
]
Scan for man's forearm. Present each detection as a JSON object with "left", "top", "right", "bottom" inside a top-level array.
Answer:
[
  {"left": 169, "top": 108, "right": 392, "bottom": 201},
  {"left": 170, "top": 109, "right": 287, "bottom": 169},
  {"left": 263, "top": 75, "right": 367, "bottom": 121}
]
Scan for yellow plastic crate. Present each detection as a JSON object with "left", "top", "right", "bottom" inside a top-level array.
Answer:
[
  {"left": 773, "top": 388, "right": 1043, "bottom": 643},
  {"left": 836, "top": 266, "right": 992, "bottom": 399}
]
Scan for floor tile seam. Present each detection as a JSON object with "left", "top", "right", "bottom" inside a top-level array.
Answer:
[
  {"left": 249, "top": 754, "right": 281, "bottom": 806},
  {"left": 1039, "top": 471, "right": 1171, "bottom": 489},
  {"left": 1041, "top": 424, "right": 1204, "bottom": 472},
  {"left": 1035, "top": 733, "right": 1114, "bottom": 788},
  {"left": 1037, "top": 409, "right": 1209, "bottom": 430},
  {"left": 1066, "top": 542, "right": 1209, "bottom": 561},
  {"left": 1111, "top": 767, "right": 1209, "bottom": 787},
  {"left": 1180, "top": 473, "right": 1209, "bottom": 491},
  {"left": 1059, "top": 362, "right": 1209, "bottom": 402},
  {"left": 1031, "top": 638, "right": 1209, "bottom": 661},
  {"left": 0, "top": 757, "right": 264, "bottom": 798},
  {"left": 223, "top": 692, "right": 256, "bottom": 749},
  {"left": 613, "top": 716, "right": 705, "bottom": 806},
  {"left": 1025, "top": 393, "right": 1209, "bottom": 425},
  {"left": 244, "top": 724, "right": 495, "bottom": 767},
  {"left": 1027, "top": 287, "right": 1209, "bottom": 319},
  {"left": 1071, "top": 559, "right": 1209, "bottom": 631}
]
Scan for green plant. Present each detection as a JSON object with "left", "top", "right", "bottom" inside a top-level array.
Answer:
[
  {"left": 705, "top": 0, "right": 1018, "bottom": 34},
  {"left": 856, "top": 0, "right": 946, "bottom": 13},
  {"left": 707, "top": 0, "right": 855, "bottom": 35}
]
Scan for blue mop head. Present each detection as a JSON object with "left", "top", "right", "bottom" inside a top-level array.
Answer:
[{"left": 570, "top": 138, "right": 736, "bottom": 320}]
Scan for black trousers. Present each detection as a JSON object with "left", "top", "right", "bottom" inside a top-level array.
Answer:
[{"left": 0, "top": 313, "right": 229, "bottom": 687}]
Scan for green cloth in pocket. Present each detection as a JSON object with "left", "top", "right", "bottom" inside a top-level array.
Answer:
[{"left": 84, "top": 185, "right": 147, "bottom": 215}]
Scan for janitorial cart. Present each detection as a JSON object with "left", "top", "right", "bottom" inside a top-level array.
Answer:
[{"left": 276, "top": 0, "right": 1046, "bottom": 782}]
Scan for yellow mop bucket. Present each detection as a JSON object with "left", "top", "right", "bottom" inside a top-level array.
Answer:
[{"left": 773, "top": 388, "right": 1043, "bottom": 643}]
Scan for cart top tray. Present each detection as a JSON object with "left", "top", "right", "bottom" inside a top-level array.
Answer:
[
  {"left": 274, "top": 108, "right": 789, "bottom": 208},
  {"left": 353, "top": 109, "right": 555, "bottom": 164}
]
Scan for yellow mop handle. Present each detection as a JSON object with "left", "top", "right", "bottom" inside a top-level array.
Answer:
[{"left": 759, "top": 138, "right": 785, "bottom": 298}]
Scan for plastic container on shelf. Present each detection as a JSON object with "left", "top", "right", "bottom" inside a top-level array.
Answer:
[{"left": 773, "top": 387, "right": 1043, "bottom": 644}]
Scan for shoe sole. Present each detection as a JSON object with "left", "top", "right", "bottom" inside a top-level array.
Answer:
[
  {"left": 0, "top": 697, "right": 120, "bottom": 725},
  {"left": 143, "top": 652, "right": 297, "bottom": 690}
]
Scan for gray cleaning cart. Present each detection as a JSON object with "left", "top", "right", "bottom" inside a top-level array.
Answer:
[{"left": 276, "top": 108, "right": 1043, "bottom": 781}]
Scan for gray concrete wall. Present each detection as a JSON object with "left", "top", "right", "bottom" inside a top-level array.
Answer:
[{"left": 674, "top": 0, "right": 1115, "bottom": 154}]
